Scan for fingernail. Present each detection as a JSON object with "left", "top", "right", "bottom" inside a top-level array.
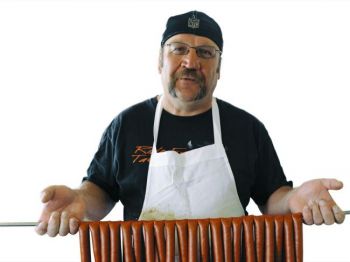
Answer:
[
  {"left": 35, "top": 221, "right": 46, "bottom": 235},
  {"left": 335, "top": 180, "right": 343, "bottom": 187},
  {"left": 51, "top": 211, "right": 59, "bottom": 217},
  {"left": 308, "top": 199, "right": 315, "bottom": 206},
  {"left": 69, "top": 218, "right": 79, "bottom": 234},
  {"left": 332, "top": 205, "right": 341, "bottom": 213},
  {"left": 40, "top": 191, "right": 46, "bottom": 201},
  {"left": 319, "top": 200, "right": 327, "bottom": 206}
]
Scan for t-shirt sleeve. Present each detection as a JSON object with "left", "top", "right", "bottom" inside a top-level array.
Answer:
[
  {"left": 251, "top": 123, "right": 293, "bottom": 206},
  {"left": 83, "top": 116, "right": 120, "bottom": 202}
]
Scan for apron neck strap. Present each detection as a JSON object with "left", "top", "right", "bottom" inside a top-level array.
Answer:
[{"left": 153, "top": 95, "right": 223, "bottom": 149}]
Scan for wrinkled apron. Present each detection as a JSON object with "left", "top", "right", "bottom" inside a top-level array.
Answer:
[{"left": 139, "top": 96, "right": 244, "bottom": 220}]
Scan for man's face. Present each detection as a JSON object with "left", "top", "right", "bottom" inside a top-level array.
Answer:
[{"left": 159, "top": 34, "right": 221, "bottom": 104}]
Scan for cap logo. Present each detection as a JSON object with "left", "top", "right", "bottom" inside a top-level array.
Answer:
[{"left": 188, "top": 13, "right": 200, "bottom": 29}]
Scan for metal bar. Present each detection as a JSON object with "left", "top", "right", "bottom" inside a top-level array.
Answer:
[
  {"left": 0, "top": 211, "right": 349, "bottom": 227},
  {"left": 0, "top": 222, "right": 39, "bottom": 227}
]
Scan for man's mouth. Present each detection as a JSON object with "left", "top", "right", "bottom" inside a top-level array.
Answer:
[{"left": 179, "top": 76, "right": 197, "bottom": 82}]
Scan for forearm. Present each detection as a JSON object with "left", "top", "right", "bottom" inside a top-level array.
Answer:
[
  {"left": 78, "top": 181, "right": 116, "bottom": 221},
  {"left": 260, "top": 185, "right": 293, "bottom": 215}
]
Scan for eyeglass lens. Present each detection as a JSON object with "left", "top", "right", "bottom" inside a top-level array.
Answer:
[{"left": 168, "top": 42, "right": 218, "bottom": 58}]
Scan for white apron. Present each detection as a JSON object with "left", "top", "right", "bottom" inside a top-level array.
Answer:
[{"left": 139, "top": 96, "right": 244, "bottom": 221}]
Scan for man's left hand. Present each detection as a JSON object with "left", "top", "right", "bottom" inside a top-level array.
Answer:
[{"left": 288, "top": 178, "right": 345, "bottom": 225}]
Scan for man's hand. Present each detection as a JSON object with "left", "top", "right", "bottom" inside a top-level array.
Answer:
[
  {"left": 288, "top": 178, "right": 345, "bottom": 225},
  {"left": 36, "top": 181, "right": 116, "bottom": 237},
  {"left": 35, "top": 185, "right": 85, "bottom": 237}
]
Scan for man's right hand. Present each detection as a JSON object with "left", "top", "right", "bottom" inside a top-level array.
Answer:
[{"left": 35, "top": 185, "right": 86, "bottom": 237}]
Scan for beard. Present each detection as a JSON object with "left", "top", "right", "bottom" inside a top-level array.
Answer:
[{"left": 168, "top": 68, "right": 207, "bottom": 101}]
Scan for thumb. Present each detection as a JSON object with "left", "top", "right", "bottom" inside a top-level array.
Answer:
[
  {"left": 321, "top": 178, "right": 343, "bottom": 191},
  {"left": 40, "top": 186, "right": 56, "bottom": 203}
]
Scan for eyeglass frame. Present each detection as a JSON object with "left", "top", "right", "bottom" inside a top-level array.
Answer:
[{"left": 165, "top": 42, "right": 222, "bottom": 59}]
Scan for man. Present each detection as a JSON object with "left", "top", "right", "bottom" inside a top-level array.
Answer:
[{"left": 36, "top": 11, "right": 345, "bottom": 237}]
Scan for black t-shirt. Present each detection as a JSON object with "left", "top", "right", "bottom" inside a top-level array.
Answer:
[{"left": 84, "top": 97, "right": 292, "bottom": 220}]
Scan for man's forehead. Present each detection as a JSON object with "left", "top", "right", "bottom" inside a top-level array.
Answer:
[{"left": 165, "top": 33, "right": 219, "bottom": 48}]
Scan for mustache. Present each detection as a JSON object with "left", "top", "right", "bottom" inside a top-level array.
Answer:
[
  {"left": 168, "top": 68, "right": 207, "bottom": 101},
  {"left": 174, "top": 69, "right": 204, "bottom": 83}
]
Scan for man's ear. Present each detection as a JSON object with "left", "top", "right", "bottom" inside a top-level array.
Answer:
[
  {"left": 158, "top": 48, "right": 163, "bottom": 73},
  {"left": 216, "top": 56, "right": 222, "bottom": 79}
]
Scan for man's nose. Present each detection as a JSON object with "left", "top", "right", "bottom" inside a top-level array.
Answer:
[{"left": 181, "top": 48, "right": 200, "bottom": 69}]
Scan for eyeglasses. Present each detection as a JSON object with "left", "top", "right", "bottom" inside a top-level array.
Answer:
[{"left": 165, "top": 42, "right": 222, "bottom": 59}]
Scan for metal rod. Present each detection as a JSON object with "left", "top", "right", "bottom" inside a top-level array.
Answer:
[
  {"left": 0, "top": 222, "right": 39, "bottom": 227},
  {"left": 1, "top": 211, "right": 349, "bottom": 227}
]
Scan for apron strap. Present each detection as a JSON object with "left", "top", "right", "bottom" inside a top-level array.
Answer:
[{"left": 153, "top": 96, "right": 223, "bottom": 150}]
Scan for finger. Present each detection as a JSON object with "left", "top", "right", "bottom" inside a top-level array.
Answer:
[
  {"left": 332, "top": 205, "right": 345, "bottom": 224},
  {"left": 69, "top": 217, "right": 80, "bottom": 235},
  {"left": 320, "top": 179, "right": 343, "bottom": 191},
  {"left": 59, "top": 211, "right": 69, "bottom": 236},
  {"left": 302, "top": 205, "right": 313, "bottom": 225},
  {"left": 47, "top": 211, "right": 60, "bottom": 237},
  {"left": 40, "top": 186, "right": 56, "bottom": 203},
  {"left": 319, "top": 200, "right": 335, "bottom": 225},
  {"left": 35, "top": 221, "right": 48, "bottom": 235},
  {"left": 310, "top": 200, "right": 323, "bottom": 225}
]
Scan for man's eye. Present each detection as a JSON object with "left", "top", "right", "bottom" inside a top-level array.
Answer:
[
  {"left": 173, "top": 46, "right": 187, "bottom": 53},
  {"left": 198, "top": 48, "right": 213, "bottom": 57}
]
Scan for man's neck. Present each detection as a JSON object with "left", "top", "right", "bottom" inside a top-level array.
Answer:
[{"left": 159, "top": 95, "right": 212, "bottom": 116}]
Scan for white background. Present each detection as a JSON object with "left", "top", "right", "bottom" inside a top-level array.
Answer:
[{"left": 0, "top": 0, "right": 349, "bottom": 261}]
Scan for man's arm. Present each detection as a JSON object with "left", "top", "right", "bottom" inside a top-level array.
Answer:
[
  {"left": 260, "top": 178, "right": 345, "bottom": 225},
  {"left": 259, "top": 185, "right": 292, "bottom": 215},
  {"left": 79, "top": 181, "right": 116, "bottom": 220},
  {"left": 36, "top": 181, "right": 115, "bottom": 237}
]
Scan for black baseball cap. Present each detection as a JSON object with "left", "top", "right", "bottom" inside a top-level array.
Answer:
[{"left": 161, "top": 10, "right": 223, "bottom": 51}]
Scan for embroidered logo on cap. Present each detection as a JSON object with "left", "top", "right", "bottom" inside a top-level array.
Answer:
[{"left": 188, "top": 13, "right": 200, "bottom": 29}]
